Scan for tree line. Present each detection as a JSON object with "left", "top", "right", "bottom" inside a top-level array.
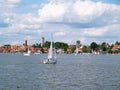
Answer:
[
  {"left": 32, "top": 41, "right": 120, "bottom": 54},
  {"left": 33, "top": 41, "right": 68, "bottom": 50}
]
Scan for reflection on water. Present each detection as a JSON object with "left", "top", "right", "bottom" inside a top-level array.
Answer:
[{"left": 0, "top": 54, "right": 120, "bottom": 90}]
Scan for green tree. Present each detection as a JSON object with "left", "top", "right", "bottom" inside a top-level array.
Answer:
[
  {"left": 71, "top": 45, "right": 76, "bottom": 53},
  {"left": 43, "top": 41, "right": 51, "bottom": 48},
  {"left": 90, "top": 42, "right": 98, "bottom": 51},
  {"left": 32, "top": 43, "right": 41, "bottom": 48},
  {"left": 76, "top": 40, "right": 81, "bottom": 48},
  {"left": 55, "top": 42, "right": 68, "bottom": 52},
  {"left": 82, "top": 45, "right": 91, "bottom": 53},
  {"left": 106, "top": 49, "right": 113, "bottom": 54},
  {"left": 4, "top": 44, "right": 11, "bottom": 48},
  {"left": 40, "top": 48, "right": 44, "bottom": 53},
  {"left": 101, "top": 42, "right": 107, "bottom": 51},
  {"left": 115, "top": 41, "right": 120, "bottom": 45}
]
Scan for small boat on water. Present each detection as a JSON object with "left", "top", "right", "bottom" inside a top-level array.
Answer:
[
  {"left": 75, "top": 47, "right": 78, "bottom": 56},
  {"left": 24, "top": 48, "right": 30, "bottom": 56},
  {"left": 43, "top": 34, "right": 57, "bottom": 64}
]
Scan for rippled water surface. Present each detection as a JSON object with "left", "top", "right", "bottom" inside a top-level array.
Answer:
[{"left": 0, "top": 53, "right": 120, "bottom": 90}]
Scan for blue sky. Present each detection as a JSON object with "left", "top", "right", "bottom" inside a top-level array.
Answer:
[
  {"left": 0, "top": 0, "right": 120, "bottom": 45},
  {"left": 93, "top": 0, "right": 120, "bottom": 4}
]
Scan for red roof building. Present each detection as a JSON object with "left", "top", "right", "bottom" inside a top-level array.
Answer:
[{"left": 112, "top": 45, "right": 120, "bottom": 51}]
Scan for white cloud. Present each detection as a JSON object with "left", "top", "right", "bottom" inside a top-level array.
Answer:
[
  {"left": 82, "top": 27, "right": 108, "bottom": 36},
  {"left": 10, "top": 40, "right": 22, "bottom": 45},
  {"left": 38, "top": 2, "right": 68, "bottom": 22},
  {"left": 55, "top": 31, "right": 66, "bottom": 36},
  {"left": 37, "top": 0, "right": 120, "bottom": 24},
  {"left": 6, "top": 0, "right": 21, "bottom": 4},
  {"left": 0, "top": 0, "right": 120, "bottom": 45},
  {"left": 0, "top": 0, "right": 21, "bottom": 9},
  {"left": 0, "top": 31, "right": 2, "bottom": 35},
  {"left": 73, "top": 1, "right": 106, "bottom": 22},
  {"left": 30, "top": 4, "right": 39, "bottom": 9},
  {"left": 24, "top": 36, "right": 33, "bottom": 40}
]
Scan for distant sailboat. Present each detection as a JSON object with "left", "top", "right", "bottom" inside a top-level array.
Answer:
[
  {"left": 75, "top": 48, "right": 78, "bottom": 56},
  {"left": 43, "top": 34, "right": 57, "bottom": 64},
  {"left": 24, "top": 47, "right": 30, "bottom": 56}
]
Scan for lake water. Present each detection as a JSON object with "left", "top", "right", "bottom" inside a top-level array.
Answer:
[{"left": 0, "top": 53, "right": 120, "bottom": 90}]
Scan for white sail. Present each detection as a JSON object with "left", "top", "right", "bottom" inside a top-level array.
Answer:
[
  {"left": 43, "top": 33, "right": 57, "bottom": 64},
  {"left": 48, "top": 40, "right": 53, "bottom": 59},
  {"left": 28, "top": 48, "right": 31, "bottom": 54},
  {"left": 24, "top": 47, "right": 30, "bottom": 56},
  {"left": 75, "top": 48, "right": 78, "bottom": 56}
]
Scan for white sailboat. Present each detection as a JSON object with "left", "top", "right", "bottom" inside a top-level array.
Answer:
[
  {"left": 75, "top": 48, "right": 78, "bottom": 56},
  {"left": 43, "top": 34, "right": 57, "bottom": 64},
  {"left": 24, "top": 47, "right": 31, "bottom": 56}
]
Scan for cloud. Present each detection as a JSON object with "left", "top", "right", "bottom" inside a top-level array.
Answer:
[
  {"left": 38, "top": 2, "right": 68, "bottom": 22},
  {"left": 38, "top": 0, "right": 114, "bottom": 23},
  {"left": 0, "top": 0, "right": 21, "bottom": 29},
  {"left": 82, "top": 27, "right": 108, "bottom": 36},
  {"left": 73, "top": 1, "right": 105, "bottom": 22},
  {"left": 55, "top": 31, "right": 66, "bottom": 36},
  {"left": 0, "top": 31, "right": 2, "bottom": 35},
  {"left": 37, "top": 0, "right": 120, "bottom": 43},
  {"left": 6, "top": 0, "right": 21, "bottom": 4},
  {"left": 0, "top": 0, "right": 120, "bottom": 45},
  {"left": 37, "top": 0, "right": 120, "bottom": 29},
  {"left": 0, "top": 0, "right": 21, "bottom": 9}
]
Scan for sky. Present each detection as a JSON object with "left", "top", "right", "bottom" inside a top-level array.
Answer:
[{"left": 0, "top": 0, "right": 120, "bottom": 45}]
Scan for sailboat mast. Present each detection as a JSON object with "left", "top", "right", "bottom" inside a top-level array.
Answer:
[{"left": 51, "top": 33, "right": 53, "bottom": 57}]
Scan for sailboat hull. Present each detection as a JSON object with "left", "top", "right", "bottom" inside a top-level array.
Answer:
[
  {"left": 43, "top": 59, "right": 57, "bottom": 64},
  {"left": 23, "top": 53, "right": 30, "bottom": 56},
  {"left": 23, "top": 48, "right": 30, "bottom": 56}
]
